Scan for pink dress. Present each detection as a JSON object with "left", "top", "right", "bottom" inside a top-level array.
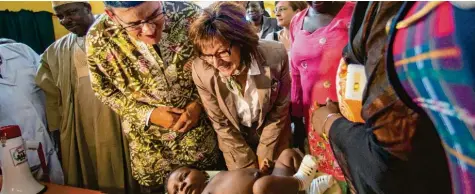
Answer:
[
  {"left": 289, "top": 2, "right": 354, "bottom": 180},
  {"left": 289, "top": 2, "right": 354, "bottom": 123}
]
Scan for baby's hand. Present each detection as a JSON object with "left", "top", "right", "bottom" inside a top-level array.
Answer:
[{"left": 259, "top": 159, "right": 274, "bottom": 175}]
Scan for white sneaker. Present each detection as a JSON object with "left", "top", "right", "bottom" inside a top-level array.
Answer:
[
  {"left": 293, "top": 155, "right": 319, "bottom": 190},
  {"left": 306, "top": 175, "right": 336, "bottom": 194}
]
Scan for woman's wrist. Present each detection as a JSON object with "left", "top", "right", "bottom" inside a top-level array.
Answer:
[{"left": 323, "top": 113, "right": 342, "bottom": 136}]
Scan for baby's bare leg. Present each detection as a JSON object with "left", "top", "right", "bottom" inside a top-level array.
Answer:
[
  {"left": 252, "top": 149, "right": 305, "bottom": 194},
  {"left": 253, "top": 175, "right": 303, "bottom": 194},
  {"left": 272, "top": 148, "right": 304, "bottom": 176}
]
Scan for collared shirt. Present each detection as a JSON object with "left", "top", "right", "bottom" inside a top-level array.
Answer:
[
  {"left": 0, "top": 54, "right": 3, "bottom": 78},
  {"left": 223, "top": 61, "right": 261, "bottom": 128},
  {"left": 0, "top": 43, "right": 63, "bottom": 184}
]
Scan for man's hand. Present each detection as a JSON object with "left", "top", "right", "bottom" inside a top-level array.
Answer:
[
  {"left": 311, "top": 98, "right": 341, "bottom": 136},
  {"left": 171, "top": 100, "right": 202, "bottom": 133},
  {"left": 149, "top": 106, "right": 184, "bottom": 129}
]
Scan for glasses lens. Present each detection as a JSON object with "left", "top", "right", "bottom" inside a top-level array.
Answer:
[
  {"left": 126, "top": 24, "right": 143, "bottom": 31},
  {"left": 219, "top": 50, "right": 230, "bottom": 58}
]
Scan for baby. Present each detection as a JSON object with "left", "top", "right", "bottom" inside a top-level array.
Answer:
[{"left": 166, "top": 149, "right": 336, "bottom": 194}]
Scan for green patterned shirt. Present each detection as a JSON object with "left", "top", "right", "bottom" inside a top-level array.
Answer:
[{"left": 86, "top": 1, "right": 218, "bottom": 186}]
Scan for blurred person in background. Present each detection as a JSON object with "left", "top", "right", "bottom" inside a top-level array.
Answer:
[
  {"left": 265, "top": 1, "right": 307, "bottom": 49},
  {"left": 246, "top": 1, "right": 280, "bottom": 39}
]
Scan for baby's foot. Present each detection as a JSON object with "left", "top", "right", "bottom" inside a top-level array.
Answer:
[
  {"left": 293, "top": 155, "right": 318, "bottom": 190},
  {"left": 307, "top": 175, "right": 336, "bottom": 194}
]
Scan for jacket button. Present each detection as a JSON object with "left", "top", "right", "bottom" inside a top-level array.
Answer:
[
  {"left": 319, "top": 37, "right": 327, "bottom": 45},
  {"left": 323, "top": 80, "right": 331, "bottom": 88}
]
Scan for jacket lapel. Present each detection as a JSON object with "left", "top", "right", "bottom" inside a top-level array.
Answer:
[
  {"left": 214, "top": 73, "right": 240, "bottom": 129},
  {"left": 261, "top": 17, "right": 272, "bottom": 38},
  {"left": 253, "top": 51, "right": 271, "bottom": 129}
]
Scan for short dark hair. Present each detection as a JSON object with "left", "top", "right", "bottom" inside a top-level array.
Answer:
[
  {"left": 189, "top": 2, "right": 259, "bottom": 68},
  {"left": 246, "top": 1, "right": 265, "bottom": 10},
  {"left": 103, "top": 1, "right": 145, "bottom": 8},
  {"left": 164, "top": 166, "right": 210, "bottom": 193},
  {"left": 164, "top": 165, "right": 187, "bottom": 193}
]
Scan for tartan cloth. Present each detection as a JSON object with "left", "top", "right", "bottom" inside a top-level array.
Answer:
[{"left": 387, "top": 2, "right": 475, "bottom": 194}]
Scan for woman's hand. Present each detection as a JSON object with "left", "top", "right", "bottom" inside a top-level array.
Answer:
[
  {"left": 150, "top": 106, "right": 184, "bottom": 129},
  {"left": 171, "top": 100, "right": 203, "bottom": 133},
  {"left": 311, "top": 98, "right": 342, "bottom": 136}
]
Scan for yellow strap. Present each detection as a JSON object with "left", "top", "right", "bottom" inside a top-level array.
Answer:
[{"left": 396, "top": 1, "right": 444, "bottom": 29}]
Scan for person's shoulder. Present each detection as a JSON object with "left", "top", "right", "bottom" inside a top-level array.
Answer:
[
  {"left": 258, "top": 40, "right": 287, "bottom": 69},
  {"left": 293, "top": 8, "right": 308, "bottom": 21},
  {"left": 192, "top": 58, "right": 215, "bottom": 77},
  {"left": 258, "top": 40, "right": 286, "bottom": 55},
  {"left": 163, "top": 1, "right": 202, "bottom": 16},
  {"left": 340, "top": 2, "right": 356, "bottom": 19},
  {"left": 289, "top": 8, "right": 308, "bottom": 32},
  {"left": 1, "top": 42, "right": 29, "bottom": 51},
  {"left": 1, "top": 43, "right": 36, "bottom": 58},
  {"left": 43, "top": 33, "right": 74, "bottom": 53},
  {"left": 86, "top": 14, "right": 117, "bottom": 50}
]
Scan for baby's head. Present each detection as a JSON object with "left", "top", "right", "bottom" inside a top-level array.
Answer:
[{"left": 166, "top": 166, "right": 208, "bottom": 194}]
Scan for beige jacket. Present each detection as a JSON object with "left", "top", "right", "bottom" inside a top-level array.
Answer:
[{"left": 192, "top": 40, "right": 291, "bottom": 170}]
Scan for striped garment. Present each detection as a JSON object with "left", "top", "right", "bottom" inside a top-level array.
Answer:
[{"left": 387, "top": 2, "right": 475, "bottom": 193}]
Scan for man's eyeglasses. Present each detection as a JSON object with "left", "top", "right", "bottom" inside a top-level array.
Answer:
[
  {"left": 115, "top": 8, "right": 166, "bottom": 32},
  {"left": 274, "top": 7, "right": 289, "bottom": 14},
  {"left": 199, "top": 43, "right": 233, "bottom": 64}
]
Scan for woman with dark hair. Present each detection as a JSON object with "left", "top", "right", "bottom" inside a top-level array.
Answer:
[
  {"left": 189, "top": 2, "right": 291, "bottom": 171},
  {"left": 246, "top": 1, "right": 280, "bottom": 39}
]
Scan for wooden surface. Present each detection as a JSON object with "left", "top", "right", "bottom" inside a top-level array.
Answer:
[
  {"left": 40, "top": 182, "right": 103, "bottom": 194},
  {"left": 0, "top": 180, "right": 102, "bottom": 194}
]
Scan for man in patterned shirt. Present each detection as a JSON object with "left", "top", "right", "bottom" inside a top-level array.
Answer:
[{"left": 86, "top": 1, "right": 220, "bottom": 193}]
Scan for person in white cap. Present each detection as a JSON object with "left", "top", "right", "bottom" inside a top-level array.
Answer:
[{"left": 35, "top": 1, "right": 136, "bottom": 193}]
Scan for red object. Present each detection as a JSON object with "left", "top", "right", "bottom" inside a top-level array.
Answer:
[
  {"left": 308, "top": 103, "right": 345, "bottom": 181},
  {"left": 0, "top": 125, "right": 22, "bottom": 140},
  {"left": 0, "top": 125, "right": 50, "bottom": 182}
]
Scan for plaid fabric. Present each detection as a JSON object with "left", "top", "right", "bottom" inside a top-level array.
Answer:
[{"left": 388, "top": 2, "right": 475, "bottom": 193}]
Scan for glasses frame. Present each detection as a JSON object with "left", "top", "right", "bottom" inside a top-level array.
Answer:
[
  {"left": 274, "top": 6, "right": 290, "bottom": 14},
  {"left": 114, "top": 7, "right": 166, "bottom": 32},
  {"left": 199, "top": 43, "right": 233, "bottom": 64}
]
